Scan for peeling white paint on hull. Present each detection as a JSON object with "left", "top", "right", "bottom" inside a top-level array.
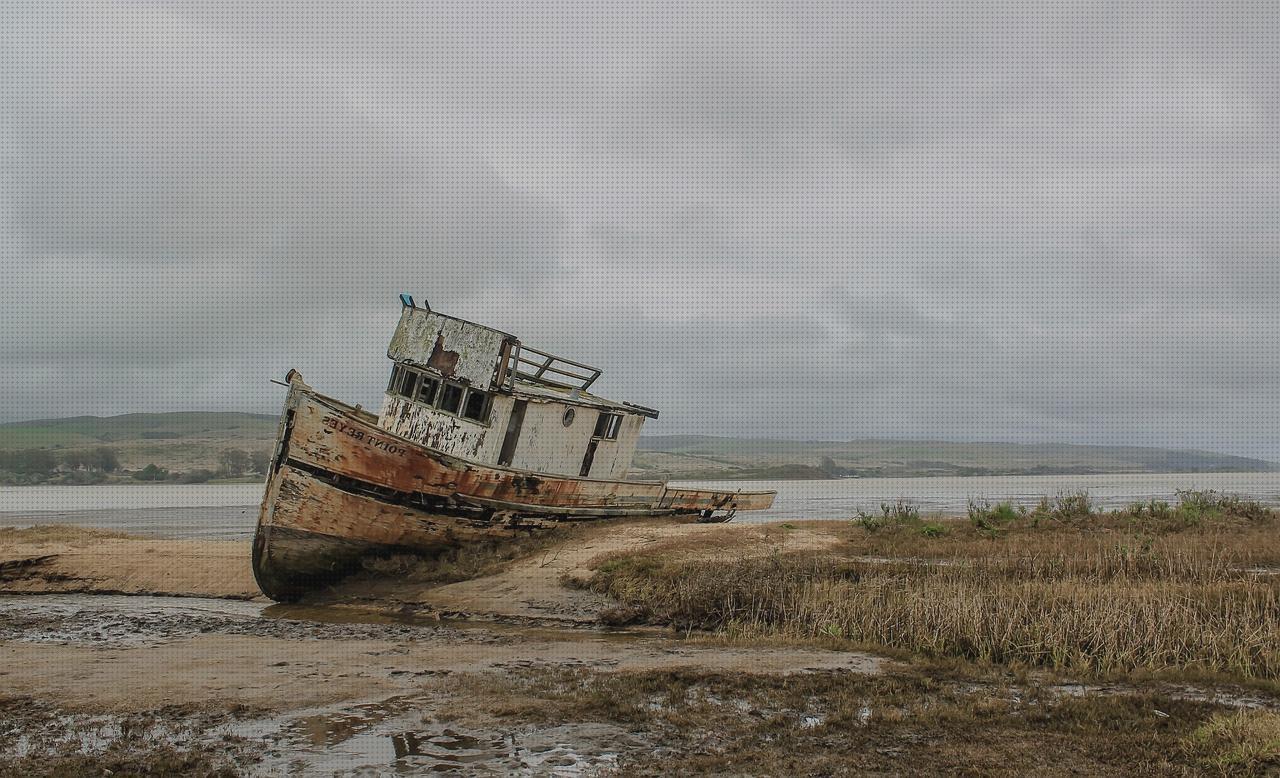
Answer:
[{"left": 252, "top": 375, "right": 775, "bottom": 601}]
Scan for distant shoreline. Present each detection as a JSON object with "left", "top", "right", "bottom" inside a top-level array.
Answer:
[
  {"left": 4, "top": 468, "right": 1280, "bottom": 487},
  {"left": 2, "top": 411, "right": 1275, "bottom": 485}
]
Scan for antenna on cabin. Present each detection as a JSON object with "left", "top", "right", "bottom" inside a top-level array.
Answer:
[{"left": 398, "top": 293, "right": 431, "bottom": 311}]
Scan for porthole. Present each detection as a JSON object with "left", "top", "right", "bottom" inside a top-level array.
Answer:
[{"left": 562, "top": 408, "right": 576, "bottom": 427}]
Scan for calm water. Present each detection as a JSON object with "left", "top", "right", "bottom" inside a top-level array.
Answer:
[
  {"left": 0, "top": 484, "right": 264, "bottom": 539},
  {"left": 688, "top": 472, "right": 1280, "bottom": 523},
  {"left": 2, "top": 472, "right": 1279, "bottom": 538}
]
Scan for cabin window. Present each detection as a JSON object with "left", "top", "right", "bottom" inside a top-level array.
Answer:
[
  {"left": 417, "top": 376, "right": 439, "bottom": 405},
  {"left": 388, "top": 364, "right": 410, "bottom": 393},
  {"left": 396, "top": 368, "right": 420, "bottom": 399},
  {"left": 387, "top": 364, "right": 489, "bottom": 425},
  {"left": 439, "top": 382, "right": 465, "bottom": 414},
  {"left": 461, "top": 389, "right": 490, "bottom": 422},
  {"left": 593, "top": 412, "right": 622, "bottom": 440}
]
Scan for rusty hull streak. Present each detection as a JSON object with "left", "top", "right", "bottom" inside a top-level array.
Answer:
[
  {"left": 427, "top": 332, "right": 461, "bottom": 376},
  {"left": 285, "top": 381, "right": 772, "bottom": 512},
  {"left": 252, "top": 376, "right": 775, "bottom": 600},
  {"left": 253, "top": 465, "right": 546, "bottom": 600}
]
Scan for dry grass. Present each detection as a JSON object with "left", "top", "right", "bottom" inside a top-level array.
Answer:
[
  {"left": 443, "top": 667, "right": 1279, "bottom": 776},
  {"left": 0, "top": 697, "right": 254, "bottom": 777},
  {"left": 1182, "top": 709, "right": 1280, "bottom": 774},
  {"left": 583, "top": 491, "right": 1280, "bottom": 678}
]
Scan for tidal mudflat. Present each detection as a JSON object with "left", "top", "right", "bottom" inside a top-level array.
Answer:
[{"left": 2, "top": 492, "right": 1279, "bottom": 775}]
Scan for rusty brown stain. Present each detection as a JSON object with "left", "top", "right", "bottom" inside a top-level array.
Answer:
[
  {"left": 253, "top": 464, "right": 560, "bottom": 599},
  {"left": 283, "top": 388, "right": 774, "bottom": 513},
  {"left": 511, "top": 475, "right": 542, "bottom": 496},
  {"left": 427, "top": 333, "right": 460, "bottom": 376}
]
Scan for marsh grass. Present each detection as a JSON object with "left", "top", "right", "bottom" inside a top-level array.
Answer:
[
  {"left": 1182, "top": 709, "right": 1280, "bottom": 773},
  {"left": 852, "top": 499, "right": 952, "bottom": 539},
  {"left": 968, "top": 488, "right": 1274, "bottom": 535},
  {"left": 0, "top": 697, "right": 252, "bottom": 777},
  {"left": 444, "top": 667, "right": 1277, "bottom": 776},
  {"left": 583, "top": 490, "right": 1280, "bottom": 678}
]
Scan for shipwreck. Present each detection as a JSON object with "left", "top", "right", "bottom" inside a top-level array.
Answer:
[{"left": 252, "top": 295, "right": 776, "bottom": 601}]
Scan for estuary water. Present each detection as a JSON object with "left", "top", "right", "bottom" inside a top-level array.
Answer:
[
  {"left": 689, "top": 471, "right": 1280, "bottom": 523},
  {"left": 2, "top": 472, "right": 1279, "bottom": 538}
]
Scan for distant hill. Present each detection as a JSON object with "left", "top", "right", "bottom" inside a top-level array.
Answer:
[
  {"left": 1, "top": 413, "right": 1275, "bottom": 481},
  {"left": 0, "top": 412, "right": 278, "bottom": 473},
  {"left": 632, "top": 436, "right": 1280, "bottom": 480}
]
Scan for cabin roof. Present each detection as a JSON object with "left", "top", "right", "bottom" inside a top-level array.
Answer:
[
  {"left": 393, "top": 296, "right": 658, "bottom": 418},
  {"left": 509, "top": 377, "right": 660, "bottom": 419}
]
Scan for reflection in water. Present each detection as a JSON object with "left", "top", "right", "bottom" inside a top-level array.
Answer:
[
  {"left": 391, "top": 728, "right": 505, "bottom": 762},
  {"left": 383, "top": 726, "right": 620, "bottom": 774},
  {"left": 275, "top": 714, "right": 625, "bottom": 774},
  {"left": 284, "top": 696, "right": 422, "bottom": 747}
]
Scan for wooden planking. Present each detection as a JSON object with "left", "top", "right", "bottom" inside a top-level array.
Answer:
[
  {"left": 252, "top": 465, "right": 558, "bottom": 600},
  {"left": 267, "top": 465, "right": 541, "bottom": 548},
  {"left": 386, "top": 307, "right": 510, "bottom": 389},
  {"left": 281, "top": 381, "right": 775, "bottom": 513},
  {"left": 285, "top": 386, "right": 672, "bottom": 508},
  {"left": 662, "top": 488, "right": 776, "bottom": 512}
]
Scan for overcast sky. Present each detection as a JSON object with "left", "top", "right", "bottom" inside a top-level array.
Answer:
[{"left": 1, "top": 2, "right": 1277, "bottom": 458}]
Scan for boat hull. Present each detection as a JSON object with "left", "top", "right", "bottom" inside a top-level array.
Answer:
[
  {"left": 252, "top": 377, "right": 776, "bottom": 601},
  {"left": 252, "top": 465, "right": 556, "bottom": 600}
]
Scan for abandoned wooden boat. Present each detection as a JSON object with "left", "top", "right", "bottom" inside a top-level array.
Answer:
[{"left": 252, "top": 295, "right": 776, "bottom": 601}]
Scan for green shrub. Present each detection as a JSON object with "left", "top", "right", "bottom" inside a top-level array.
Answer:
[
  {"left": 919, "top": 522, "right": 948, "bottom": 538},
  {"left": 132, "top": 464, "right": 169, "bottom": 481},
  {"left": 1175, "top": 489, "right": 1271, "bottom": 523},
  {"left": 1113, "top": 490, "right": 1275, "bottom": 532},
  {"left": 1050, "top": 490, "right": 1095, "bottom": 520},
  {"left": 967, "top": 499, "right": 1022, "bottom": 533},
  {"left": 856, "top": 511, "right": 883, "bottom": 533},
  {"left": 176, "top": 469, "right": 216, "bottom": 484},
  {"left": 855, "top": 499, "right": 921, "bottom": 534}
]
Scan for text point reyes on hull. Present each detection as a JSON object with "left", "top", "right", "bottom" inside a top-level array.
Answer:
[{"left": 251, "top": 297, "right": 775, "bottom": 601}]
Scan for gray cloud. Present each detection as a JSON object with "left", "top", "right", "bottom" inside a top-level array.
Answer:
[{"left": 1, "top": 2, "right": 1277, "bottom": 459}]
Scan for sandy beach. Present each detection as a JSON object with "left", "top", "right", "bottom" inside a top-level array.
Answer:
[{"left": 0, "top": 522, "right": 885, "bottom": 774}]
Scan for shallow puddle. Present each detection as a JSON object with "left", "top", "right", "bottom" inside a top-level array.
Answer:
[
  {"left": 0, "top": 592, "right": 883, "bottom": 774},
  {"left": 234, "top": 693, "right": 642, "bottom": 775}
]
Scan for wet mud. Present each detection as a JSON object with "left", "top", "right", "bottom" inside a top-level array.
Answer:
[
  {"left": 0, "top": 591, "right": 881, "bottom": 775},
  {"left": 6, "top": 521, "right": 1278, "bottom": 775},
  {"left": 236, "top": 694, "right": 646, "bottom": 775},
  {"left": 0, "top": 595, "right": 503, "bottom": 647}
]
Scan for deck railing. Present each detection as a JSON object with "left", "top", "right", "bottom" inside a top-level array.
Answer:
[{"left": 501, "top": 342, "right": 602, "bottom": 391}]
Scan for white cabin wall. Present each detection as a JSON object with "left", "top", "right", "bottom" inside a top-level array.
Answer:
[
  {"left": 379, "top": 387, "right": 649, "bottom": 480},
  {"left": 584, "top": 414, "right": 646, "bottom": 479},
  {"left": 508, "top": 400, "right": 597, "bottom": 476},
  {"left": 379, "top": 393, "right": 513, "bottom": 462},
  {"left": 508, "top": 403, "right": 646, "bottom": 479},
  {"left": 386, "top": 308, "right": 508, "bottom": 389}
]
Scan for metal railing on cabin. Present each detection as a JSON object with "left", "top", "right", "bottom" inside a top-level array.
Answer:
[{"left": 499, "top": 342, "right": 602, "bottom": 391}]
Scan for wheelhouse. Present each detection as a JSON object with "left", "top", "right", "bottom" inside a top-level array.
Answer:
[{"left": 377, "top": 297, "right": 658, "bottom": 479}]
